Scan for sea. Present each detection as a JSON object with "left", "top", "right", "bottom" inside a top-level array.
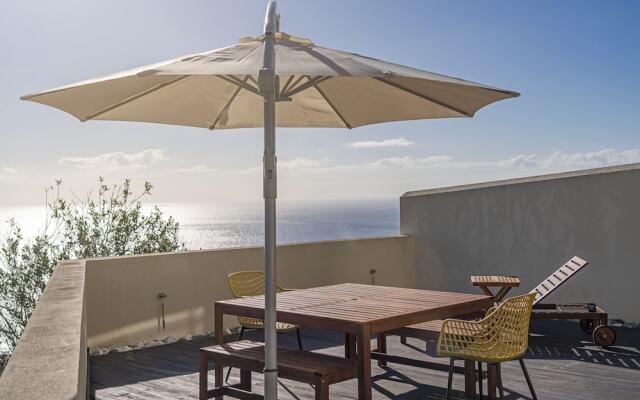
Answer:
[{"left": 0, "top": 199, "right": 400, "bottom": 250}]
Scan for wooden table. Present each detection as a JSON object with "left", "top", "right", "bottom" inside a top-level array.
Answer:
[
  {"left": 214, "top": 283, "right": 492, "bottom": 400},
  {"left": 471, "top": 275, "right": 521, "bottom": 303}
]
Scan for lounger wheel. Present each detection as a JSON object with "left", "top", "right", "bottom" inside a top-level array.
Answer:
[
  {"left": 593, "top": 325, "right": 616, "bottom": 347},
  {"left": 579, "top": 318, "right": 595, "bottom": 334}
]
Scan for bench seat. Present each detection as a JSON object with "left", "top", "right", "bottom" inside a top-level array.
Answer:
[
  {"left": 199, "top": 340, "right": 356, "bottom": 400},
  {"left": 386, "top": 311, "right": 486, "bottom": 350},
  {"left": 393, "top": 319, "right": 444, "bottom": 341}
]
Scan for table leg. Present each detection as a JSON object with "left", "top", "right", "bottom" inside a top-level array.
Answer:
[
  {"left": 479, "top": 285, "right": 495, "bottom": 298},
  {"left": 487, "top": 364, "right": 498, "bottom": 400},
  {"left": 376, "top": 333, "right": 387, "bottom": 367},
  {"left": 356, "top": 326, "right": 372, "bottom": 400},
  {"left": 239, "top": 369, "right": 251, "bottom": 391},
  {"left": 314, "top": 374, "right": 330, "bottom": 400},
  {"left": 214, "top": 305, "right": 224, "bottom": 400},
  {"left": 199, "top": 353, "right": 208, "bottom": 400},
  {"left": 494, "top": 287, "right": 512, "bottom": 303},
  {"left": 345, "top": 333, "right": 357, "bottom": 359},
  {"left": 464, "top": 360, "right": 476, "bottom": 398}
]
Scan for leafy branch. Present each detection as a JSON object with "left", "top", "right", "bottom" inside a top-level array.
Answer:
[{"left": 0, "top": 178, "right": 185, "bottom": 358}]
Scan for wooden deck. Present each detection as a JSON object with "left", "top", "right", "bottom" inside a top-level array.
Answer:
[{"left": 90, "top": 321, "right": 640, "bottom": 400}]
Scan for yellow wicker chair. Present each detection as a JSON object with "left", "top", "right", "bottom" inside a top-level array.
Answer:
[
  {"left": 436, "top": 292, "right": 537, "bottom": 400},
  {"left": 225, "top": 271, "right": 303, "bottom": 382}
]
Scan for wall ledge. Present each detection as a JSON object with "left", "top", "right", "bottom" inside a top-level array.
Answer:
[
  {"left": 402, "top": 162, "right": 640, "bottom": 198},
  {"left": 0, "top": 261, "right": 87, "bottom": 400},
  {"left": 83, "top": 234, "right": 410, "bottom": 262}
]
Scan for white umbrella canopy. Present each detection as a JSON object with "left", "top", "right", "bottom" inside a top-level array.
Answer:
[
  {"left": 22, "top": 32, "right": 518, "bottom": 130},
  {"left": 22, "top": 3, "right": 518, "bottom": 399}
]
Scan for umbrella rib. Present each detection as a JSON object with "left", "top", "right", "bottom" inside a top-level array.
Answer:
[
  {"left": 312, "top": 81, "right": 352, "bottom": 129},
  {"left": 216, "top": 75, "right": 261, "bottom": 96},
  {"left": 281, "top": 76, "right": 305, "bottom": 97},
  {"left": 282, "top": 76, "right": 332, "bottom": 98},
  {"left": 209, "top": 75, "right": 249, "bottom": 130},
  {"left": 279, "top": 75, "right": 295, "bottom": 96},
  {"left": 374, "top": 77, "right": 473, "bottom": 117},
  {"left": 82, "top": 75, "right": 191, "bottom": 121}
]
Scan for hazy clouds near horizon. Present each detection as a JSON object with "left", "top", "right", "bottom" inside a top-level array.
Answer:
[{"left": 2, "top": 0, "right": 639, "bottom": 206}]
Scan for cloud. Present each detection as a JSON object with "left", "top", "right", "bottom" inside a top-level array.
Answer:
[
  {"left": 368, "top": 155, "right": 453, "bottom": 168},
  {"left": 499, "top": 149, "right": 640, "bottom": 170},
  {"left": 1, "top": 167, "right": 17, "bottom": 174},
  {"left": 173, "top": 164, "right": 221, "bottom": 174},
  {"left": 279, "top": 157, "right": 330, "bottom": 170},
  {"left": 348, "top": 137, "right": 414, "bottom": 148},
  {"left": 359, "top": 149, "right": 640, "bottom": 171},
  {"left": 497, "top": 154, "right": 539, "bottom": 168},
  {"left": 169, "top": 148, "right": 640, "bottom": 177},
  {"left": 0, "top": 166, "right": 18, "bottom": 181},
  {"left": 171, "top": 157, "right": 331, "bottom": 175},
  {"left": 58, "top": 149, "right": 168, "bottom": 171}
]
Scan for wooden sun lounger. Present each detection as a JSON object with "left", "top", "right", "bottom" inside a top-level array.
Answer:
[
  {"left": 530, "top": 256, "right": 616, "bottom": 346},
  {"left": 388, "top": 256, "right": 616, "bottom": 348}
]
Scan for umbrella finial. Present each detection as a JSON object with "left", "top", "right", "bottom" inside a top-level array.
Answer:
[{"left": 264, "top": 1, "right": 280, "bottom": 34}]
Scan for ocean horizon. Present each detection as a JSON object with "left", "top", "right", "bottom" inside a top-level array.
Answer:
[{"left": 0, "top": 199, "right": 400, "bottom": 251}]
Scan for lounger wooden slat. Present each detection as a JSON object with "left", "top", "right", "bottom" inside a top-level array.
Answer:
[{"left": 531, "top": 256, "right": 588, "bottom": 304}]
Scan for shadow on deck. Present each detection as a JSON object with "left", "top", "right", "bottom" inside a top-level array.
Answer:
[{"left": 90, "top": 321, "right": 640, "bottom": 400}]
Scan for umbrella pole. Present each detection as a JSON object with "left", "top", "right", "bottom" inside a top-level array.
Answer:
[{"left": 260, "top": 2, "right": 280, "bottom": 399}]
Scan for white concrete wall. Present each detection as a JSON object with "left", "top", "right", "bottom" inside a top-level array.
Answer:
[
  {"left": 0, "top": 261, "right": 87, "bottom": 400},
  {"left": 85, "top": 235, "right": 414, "bottom": 349},
  {"left": 400, "top": 163, "right": 640, "bottom": 322}
]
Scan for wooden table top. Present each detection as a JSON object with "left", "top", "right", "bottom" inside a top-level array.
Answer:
[
  {"left": 471, "top": 275, "right": 521, "bottom": 287},
  {"left": 215, "top": 283, "right": 492, "bottom": 334}
]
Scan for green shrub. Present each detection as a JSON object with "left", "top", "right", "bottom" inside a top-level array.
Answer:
[{"left": 0, "top": 178, "right": 185, "bottom": 355}]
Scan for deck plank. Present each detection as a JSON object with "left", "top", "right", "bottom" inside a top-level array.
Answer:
[{"left": 91, "top": 321, "right": 640, "bottom": 400}]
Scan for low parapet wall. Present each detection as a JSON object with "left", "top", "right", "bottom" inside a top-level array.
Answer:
[
  {"left": 0, "top": 235, "right": 414, "bottom": 399},
  {"left": 84, "top": 235, "right": 415, "bottom": 349},
  {"left": 0, "top": 261, "right": 87, "bottom": 399}
]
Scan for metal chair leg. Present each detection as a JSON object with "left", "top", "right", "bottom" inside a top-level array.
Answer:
[
  {"left": 225, "top": 327, "right": 246, "bottom": 383},
  {"left": 519, "top": 358, "right": 537, "bottom": 400},
  {"left": 497, "top": 363, "right": 504, "bottom": 400},
  {"left": 296, "top": 328, "right": 303, "bottom": 350},
  {"left": 446, "top": 358, "right": 455, "bottom": 400},
  {"left": 478, "top": 361, "right": 483, "bottom": 399}
]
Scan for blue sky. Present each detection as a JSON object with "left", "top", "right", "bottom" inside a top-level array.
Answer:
[{"left": 1, "top": 0, "right": 639, "bottom": 206}]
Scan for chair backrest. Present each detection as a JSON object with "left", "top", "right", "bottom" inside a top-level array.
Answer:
[
  {"left": 227, "top": 271, "right": 285, "bottom": 298},
  {"left": 529, "top": 256, "right": 588, "bottom": 305},
  {"left": 228, "top": 271, "right": 266, "bottom": 298},
  {"left": 484, "top": 292, "right": 537, "bottom": 357}
]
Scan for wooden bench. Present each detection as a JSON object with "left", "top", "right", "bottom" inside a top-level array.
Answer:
[
  {"left": 386, "top": 316, "right": 484, "bottom": 353},
  {"left": 199, "top": 340, "right": 357, "bottom": 400},
  {"left": 395, "top": 320, "right": 443, "bottom": 348}
]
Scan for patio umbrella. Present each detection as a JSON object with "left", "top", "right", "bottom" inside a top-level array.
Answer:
[{"left": 21, "top": 2, "right": 519, "bottom": 398}]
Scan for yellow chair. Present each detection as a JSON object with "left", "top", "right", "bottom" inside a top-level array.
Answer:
[
  {"left": 436, "top": 292, "right": 537, "bottom": 400},
  {"left": 225, "top": 271, "right": 303, "bottom": 382}
]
